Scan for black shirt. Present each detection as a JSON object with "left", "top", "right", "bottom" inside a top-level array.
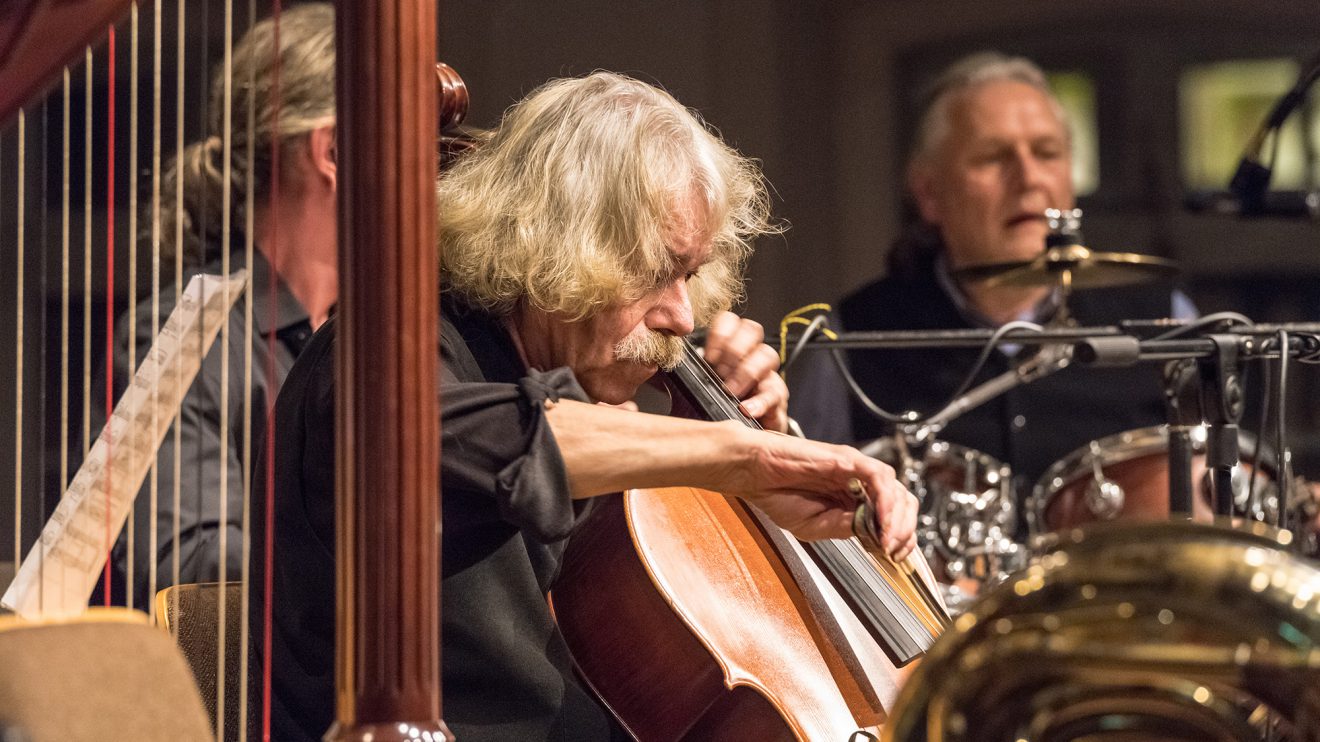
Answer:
[
  {"left": 93, "top": 250, "right": 311, "bottom": 610},
  {"left": 789, "top": 248, "right": 1175, "bottom": 510},
  {"left": 253, "top": 296, "right": 627, "bottom": 741}
]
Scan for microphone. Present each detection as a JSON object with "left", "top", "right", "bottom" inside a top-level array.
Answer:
[{"left": 1190, "top": 50, "right": 1320, "bottom": 218}]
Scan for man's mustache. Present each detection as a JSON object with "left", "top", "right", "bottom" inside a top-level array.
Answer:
[{"left": 614, "top": 331, "right": 684, "bottom": 370}]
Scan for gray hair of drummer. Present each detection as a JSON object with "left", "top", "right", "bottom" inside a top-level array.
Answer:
[
  {"left": 910, "top": 51, "right": 1071, "bottom": 167},
  {"left": 436, "top": 70, "right": 779, "bottom": 324}
]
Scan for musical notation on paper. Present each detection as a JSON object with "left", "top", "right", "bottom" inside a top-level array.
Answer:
[{"left": 1, "top": 271, "right": 248, "bottom": 618}]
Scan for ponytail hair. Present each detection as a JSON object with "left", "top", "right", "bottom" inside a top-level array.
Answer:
[{"left": 157, "top": 2, "right": 336, "bottom": 267}]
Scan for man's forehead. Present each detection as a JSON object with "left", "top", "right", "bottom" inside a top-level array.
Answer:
[
  {"left": 665, "top": 201, "right": 715, "bottom": 265},
  {"left": 952, "top": 81, "right": 1066, "bottom": 136}
]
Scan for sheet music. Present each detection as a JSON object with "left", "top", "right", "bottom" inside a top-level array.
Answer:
[{"left": 2, "top": 271, "right": 248, "bottom": 618}]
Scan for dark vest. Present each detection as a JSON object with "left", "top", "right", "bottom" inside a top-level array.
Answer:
[{"left": 839, "top": 253, "right": 1174, "bottom": 499}]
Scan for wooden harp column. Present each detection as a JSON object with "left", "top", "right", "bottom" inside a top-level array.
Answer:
[
  {"left": 332, "top": 1, "right": 448, "bottom": 740},
  {"left": 1, "top": 1, "right": 451, "bottom": 737}
]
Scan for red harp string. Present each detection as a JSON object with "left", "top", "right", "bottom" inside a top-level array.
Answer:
[{"left": 261, "top": 3, "right": 282, "bottom": 739}]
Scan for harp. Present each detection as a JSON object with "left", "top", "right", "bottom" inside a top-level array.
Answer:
[{"left": 0, "top": 1, "right": 449, "bottom": 740}]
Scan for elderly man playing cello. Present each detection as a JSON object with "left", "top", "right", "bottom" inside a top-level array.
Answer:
[{"left": 256, "top": 71, "right": 920, "bottom": 741}]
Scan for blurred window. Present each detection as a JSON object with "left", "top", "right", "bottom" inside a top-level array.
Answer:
[
  {"left": 1180, "top": 58, "right": 1318, "bottom": 190},
  {"left": 1046, "top": 70, "right": 1099, "bottom": 196}
]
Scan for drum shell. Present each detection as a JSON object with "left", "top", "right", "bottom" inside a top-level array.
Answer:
[{"left": 1031, "top": 426, "right": 1274, "bottom": 533}]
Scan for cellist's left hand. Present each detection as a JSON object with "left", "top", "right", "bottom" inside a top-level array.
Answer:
[{"left": 704, "top": 311, "right": 789, "bottom": 434}]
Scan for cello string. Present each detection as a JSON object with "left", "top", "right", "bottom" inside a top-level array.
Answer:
[
  {"left": 836, "top": 539, "right": 932, "bottom": 646},
  {"left": 842, "top": 491, "right": 948, "bottom": 630},
  {"left": 814, "top": 539, "right": 925, "bottom": 656},
  {"left": 904, "top": 553, "right": 950, "bottom": 626},
  {"left": 686, "top": 339, "right": 948, "bottom": 641},
  {"left": 680, "top": 341, "right": 936, "bottom": 650}
]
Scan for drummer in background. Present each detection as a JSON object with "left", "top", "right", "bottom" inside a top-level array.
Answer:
[{"left": 789, "top": 51, "right": 1195, "bottom": 518}]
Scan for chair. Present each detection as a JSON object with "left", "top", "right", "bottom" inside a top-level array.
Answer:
[
  {"left": 155, "top": 582, "right": 249, "bottom": 742},
  {"left": 0, "top": 607, "right": 213, "bottom": 741}
]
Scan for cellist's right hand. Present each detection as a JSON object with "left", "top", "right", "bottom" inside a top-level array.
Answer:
[
  {"left": 719, "top": 426, "right": 918, "bottom": 558},
  {"left": 547, "top": 400, "right": 917, "bottom": 558}
]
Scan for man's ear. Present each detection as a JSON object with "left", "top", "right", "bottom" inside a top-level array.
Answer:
[
  {"left": 307, "top": 124, "right": 337, "bottom": 191},
  {"left": 907, "top": 162, "right": 942, "bottom": 225}
]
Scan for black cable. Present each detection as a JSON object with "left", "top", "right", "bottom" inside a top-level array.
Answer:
[
  {"left": 818, "top": 317, "right": 1046, "bottom": 427},
  {"left": 1149, "top": 311, "right": 1253, "bottom": 341},
  {"left": 939, "top": 320, "right": 1046, "bottom": 405},
  {"left": 781, "top": 314, "right": 828, "bottom": 373}
]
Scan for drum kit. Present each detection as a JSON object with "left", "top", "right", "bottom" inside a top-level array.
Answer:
[{"left": 836, "top": 209, "right": 1319, "bottom": 613}]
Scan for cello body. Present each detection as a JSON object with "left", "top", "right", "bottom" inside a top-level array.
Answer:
[{"left": 552, "top": 484, "right": 902, "bottom": 741}]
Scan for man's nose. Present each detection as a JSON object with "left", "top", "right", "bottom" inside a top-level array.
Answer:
[
  {"left": 650, "top": 277, "right": 696, "bottom": 337},
  {"left": 1012, "top": 147, "right": 1050, "bottom": 190}
]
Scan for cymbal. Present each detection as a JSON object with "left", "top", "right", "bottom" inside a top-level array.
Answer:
[{"left": 952, "top": 245, "right": 1180, "bottom": 289}]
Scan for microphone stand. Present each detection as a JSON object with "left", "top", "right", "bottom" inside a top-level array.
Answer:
[
  {"left": 1200, "top": 336, "right": 1246, "bottom": 518},
  {"left": 794, "top": 324, "right": 1319, "bottom": 535},
  {"left": 883, "top": 345, "right": 1071, "bottom": 522},
  {"left": 1074, "top": 331, "right": 1320, "bottom": 531},
  {"left": 1225, "top": 49, "right": 1320, "bottom": 217},
  {"left": 923, "top": 343, "right": 1072, "bottom": 431},
  {"left": 1162, "top": 359, "right": 1200, "bottom": 520}
]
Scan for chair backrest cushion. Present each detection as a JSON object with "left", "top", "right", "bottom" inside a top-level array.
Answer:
[{"left": 0, "top": 608, "right": 213, "bottom": 742}]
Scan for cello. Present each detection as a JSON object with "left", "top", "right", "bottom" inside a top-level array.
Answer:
[{"left": 552, "top": 341, "right": 949, "bottom": 741}]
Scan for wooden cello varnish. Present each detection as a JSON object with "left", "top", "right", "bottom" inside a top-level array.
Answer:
[
  {"left": 553, "top": 485, "right": 899, "bottom": 740},
  {"left": 552, "top": 343, "right": 915, "bottom": 740}
]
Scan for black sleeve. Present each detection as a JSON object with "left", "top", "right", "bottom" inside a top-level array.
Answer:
[{"left": 440, "top": 364, "right": 590, "bottom": 544}]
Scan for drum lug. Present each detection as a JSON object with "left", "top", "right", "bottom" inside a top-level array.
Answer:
[{"left": 1084, "top": 441, "right": 1126, "bottom": 519}]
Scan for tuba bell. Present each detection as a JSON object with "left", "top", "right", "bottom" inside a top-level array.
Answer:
[{"left": 883, "top": 520, "right": 1320, "bottom": 741}]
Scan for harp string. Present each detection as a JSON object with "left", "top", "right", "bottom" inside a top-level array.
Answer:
[
  {"left": 83, "top": 46, "right": 93, "bottom": 468},
  {"left": 239, "top": 1, "right": 259, "bottom": 739},
  {"left": 171, "top": 0, "right": 185, "bottom": 623},
  {"left": 188, "top": 0, "right": 208, "bottom": 639},
  {"left": 149, "top": 0, "right": 163, "bottom": 626},
  {"left": 216, "top": 0, "right": 235, "bottom": 737},
  {"left": 102, "top": 23, "right": 115, "bottom": 607},
  {"left": 1, "top": 134, "right": 5, "bottom": 577},
  {"left": 261, "top": 6, "right": 284, "bottom": 737},
  {"left": 126, "top": 1, "right": 139, "bottom": 613},
  {"left": 0, "top": 4, "right": 297, "bottom": 728},
  {"left": 14, "top": 110, "right": 24, "bottom": 574},
  {"left": 37, "top": 93, "right": 49, "bottom": 619},
  {"left": 58, "top": 67, "right": 71, "bottom": 615}
]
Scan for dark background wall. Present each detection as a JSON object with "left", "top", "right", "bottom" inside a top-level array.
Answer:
[
  {"left": 436, "top": 0, "right": 1320, "bottom": 465},
  {"left": 437, "top": 0, "right": 1320, "bottom": 325},
  {"left": 3, "top": 0, "right": 1320, "bottom": 549}
]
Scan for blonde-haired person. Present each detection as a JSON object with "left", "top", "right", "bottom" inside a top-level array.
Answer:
[
  {"left": 95, "top": 3, "right": 337, "bottom": 609},
  {"left": 260, "top": 71, "right": 918, "bottom": 741}
]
